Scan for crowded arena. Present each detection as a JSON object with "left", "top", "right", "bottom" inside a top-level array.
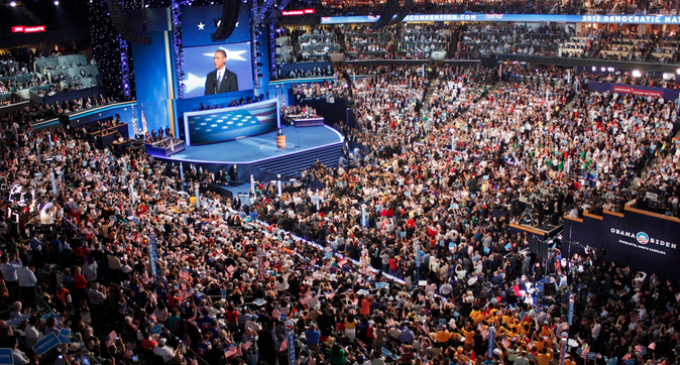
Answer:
[{"left": 1, "top": 1, "right": 680, "bottom": 365}]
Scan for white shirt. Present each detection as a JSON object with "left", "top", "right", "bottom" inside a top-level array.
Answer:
[
  {"left": 17, "top": 267, "right": 36, "bottom": 288},
  {"left": 0, "top": 261, "right": 21, "bottom": 282}
]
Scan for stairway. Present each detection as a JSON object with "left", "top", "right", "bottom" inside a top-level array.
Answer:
[{"left": 251, "top": 142, "right": 343, "bottom": 181}]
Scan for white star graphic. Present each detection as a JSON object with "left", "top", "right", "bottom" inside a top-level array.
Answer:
[
  {"left": 184, "top": 73, "right": 206, "bottom": 95},
  {"left": 198, "top": 22, "right": 205, "bottom": 30}
]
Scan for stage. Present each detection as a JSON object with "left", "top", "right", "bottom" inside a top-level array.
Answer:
[{"left": 151, "top": 125, "right": 344, "bottom": 184}]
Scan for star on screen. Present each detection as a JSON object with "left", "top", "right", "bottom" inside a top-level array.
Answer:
[{"left": 198, "top": 22, "right": 205, "bottom": 30}]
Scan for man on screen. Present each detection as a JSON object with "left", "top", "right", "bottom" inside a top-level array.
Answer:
[{"left": 205, "top": 49, "right": 238, "bottom": 95}]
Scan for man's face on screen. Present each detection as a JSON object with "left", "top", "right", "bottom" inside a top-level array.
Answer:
[{"left": 214, "top": 51, "right": 226, "bottom": 70}]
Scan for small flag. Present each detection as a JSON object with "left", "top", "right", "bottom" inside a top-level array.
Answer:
[
  {"left": 106, "top": 331, "right": 117, "bottom": 347},
  {"left": 224, "top": 345, "right": 239, "bottom": 358},
  {"left": 124, "top": 350, "right": 133, "bottom": 359}
]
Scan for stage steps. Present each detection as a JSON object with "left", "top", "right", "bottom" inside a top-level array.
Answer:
[{"left": 251, "top": 142, "right": 343, "bottom": 181}]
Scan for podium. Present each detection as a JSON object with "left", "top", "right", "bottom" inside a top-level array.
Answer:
[{"left": 276, "top": 134, "right": 286, "bottom": 149}]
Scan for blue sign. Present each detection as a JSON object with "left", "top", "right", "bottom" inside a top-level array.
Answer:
[
  {"left": 285, "top": 321, "right": 296, "bottom": 365},
  {"left": 0, "top": 348, "right": 13, "bottom": 365},
  {"left": 132, "top": 217, "right": 140, "bottom": 224},
  {"left": 253, "top": 298, "right": 266, "bottom": 306},
  {"left": 280, "top": 313, "right": 287, "bottom": 322},
  {"left": 568, "top": 296, "right": 574, "bottom": 326},
  {"left": 375, "top": 282, "right": 389, "bottom": 289},
  {"left": 33, "top": 333, "right": 60, "bottom": 356},
  {"left": 148, "top": 234, "right": 159, "bottom": 278},
  {"left": 586, "top": 353, "right": 598, "bottom": 361},
  {"left": 58, "top": 328, "right": 71, "bottom": 345},
  {"left": 381, "top": 347, "right": 395, "bottom": 359},
  {"left": 487, "top": 326, "right": 496, "bottom": 359},
  {"left": 325, "top": 252, "right": 333, "bottom": 259},
  {"left": 439, "top": 318, "right": 446, "bottom": 326},
  {"left": 321, "top": 13, "right": 680, "bottom": 25},
  {"left": 151, "top": 324, "right": 162, "bottom": 335}
]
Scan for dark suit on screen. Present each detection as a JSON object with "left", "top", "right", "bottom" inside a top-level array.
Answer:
[{"left": 205, "top": 68, "right": 239, "bottom": 95}]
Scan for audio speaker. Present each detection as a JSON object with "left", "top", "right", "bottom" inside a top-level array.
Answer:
[
  {"left": 212, "top": 0, "right": 241, "bottom": 42},
  {"left": 373, "top": 0, "right": 400, "bottom": 29},
  {"left": 108, "top": 0, "right": 152, "bottom": 45},
  {"left": 389, "top": 0, "right": 414, "bottom": 25}
]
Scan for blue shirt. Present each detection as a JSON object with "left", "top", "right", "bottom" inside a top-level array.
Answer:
[{"left": 305, "top": 329, "right": 321, "bottom": 345}]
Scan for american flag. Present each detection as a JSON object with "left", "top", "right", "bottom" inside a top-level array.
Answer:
[
  {"left": 124, "top": 350, "right": 133, "bottom": 359},
  {"left": 224, "top": 345, "right": 239, "bottom": 358},
  {"left": 106, "top": 331, "right": 117, "bottom": 347}
]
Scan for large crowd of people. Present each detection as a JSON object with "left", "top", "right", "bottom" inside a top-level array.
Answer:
[
  {"left": 0, "top": 62, "right": 678, "bottom": 365},
  {"left": 313, "top": 0, "right": 676, "bottom": 16}
]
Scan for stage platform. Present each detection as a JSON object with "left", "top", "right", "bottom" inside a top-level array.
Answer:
[{"left": 151, "top": 125, "right": 344, "bottom": 184}]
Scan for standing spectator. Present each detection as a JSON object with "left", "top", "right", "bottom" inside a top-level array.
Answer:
[{"left": 17, "top": 265, "right": 36, "bottom": 309}]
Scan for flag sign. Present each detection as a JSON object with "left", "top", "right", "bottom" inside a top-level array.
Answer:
[
  {"left": 106, "top": 331, "right": 117, "bottom": 347},
  {"left": 224, "top": 344, "right": 238, "bottom": 358}
]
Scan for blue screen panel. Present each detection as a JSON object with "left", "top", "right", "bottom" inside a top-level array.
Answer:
[
  {"left": 182, "top": 42, "right": 254, "bottom": 99},
  {"left": 184, "top": 98, "right": 279, "bottom": 145},
  {"left": 182, "top": 5, "right": 251, "bottom": 47}
]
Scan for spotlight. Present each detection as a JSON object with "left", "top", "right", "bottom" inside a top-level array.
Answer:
[
  {"left": 10, "top": 1, "right": 16, "bottom": 6},
  {"left": 607, "top": 67, "right": 615, "bottom": 72},
  {"left": 54, "top": 0, "right": 59, "bottom": 5},
  {"left": 632, "top": 70, "right": 642, "bottom": 78},
  {"left": 676, "top": 68, "right": 680, "bottom": 75},
  {"left": 591, "top": 66, "right": 597, "bottom": 72}
]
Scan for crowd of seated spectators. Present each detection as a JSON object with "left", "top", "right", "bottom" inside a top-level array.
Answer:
[
  {"left": 586, "top": 71, "right": 680, "bottom": 89},
  {"left": 0, "top": 62, "right": 679, "bottom": 365},
  {"left": 0, "top": 94, "right": 116, "bottom": 128},
  {"left": 397, "top": 24, "right": 451, "bottom": 59},
  {"left": 0, "top": 50, "right": 101, "bottom": 108},
  {"left": 344, "top": 25, "right": 397, "bottom": 60},
  {"left": 272, "top": 66, "right": 335, "bottom": 80},
  {"left": 559, "top": 27, "right": 680, "bottom": 63},
  {"left": 192, "top": 94, "right": 268, "bottom": 112},
  {"left": 276, "top": 26, "right": 343, "bottom": 64},
  {"left": 460, "top": 24, "right": 573, "bottom": 58},
  {"left": 314, "top": 0, "right": 672, "bottom": 16}
]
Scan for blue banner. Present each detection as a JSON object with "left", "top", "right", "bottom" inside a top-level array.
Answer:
[
  {"left": 148, "top": 234, "right": 159, "bottom": 278},
  {"left": 151, "top": 324, "right": 162, "bottom": 335},
  {"left": 568, "top": 295, "right": 574, "bottom": 326},
  {"left": 321, "top": 13, "right": 680, "bottom": 25},
  {"left": 33, "top": 333, "right": 60, "bottom": 356},
  {"left": 285, "top": 321, "right": 296, "bottom": 365},
  {"left": 0, "top": 349, "right": 13, "bottom": 365},
  {"left": 487, "top": 326, "right": 496, "bottom": 359}
]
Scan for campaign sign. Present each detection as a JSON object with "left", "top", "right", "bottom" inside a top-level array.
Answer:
[
  {"left": 0, "top": 348, "right": 13, "bottom": 365},
  {"left": 58, "top": 328, "right": 71, "bottom": 345},
  {"left": 381, "top": 347, "right": 395, "bottom": 359},
  {"left": 151, "top": 324, "right": 162, "bottom": 335},
  {"left": 33, "top": 333, "right": 60, "bottom": 356}
]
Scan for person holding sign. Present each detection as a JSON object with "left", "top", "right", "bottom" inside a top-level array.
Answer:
[{"left": 241, "top": 327, "right": 259, "bottom": 365}]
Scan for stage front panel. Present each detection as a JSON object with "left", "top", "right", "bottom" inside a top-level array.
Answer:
[{"left": 183, "top": 99, "right": 279, "bottom": 145}]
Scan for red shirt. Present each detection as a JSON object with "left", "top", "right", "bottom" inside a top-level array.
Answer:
[
  {"left": 225, "top": 310, "right": 238, "bottom": 324},
  {"left": 74, "top": 275, "right": 87, "bottom": 289}
]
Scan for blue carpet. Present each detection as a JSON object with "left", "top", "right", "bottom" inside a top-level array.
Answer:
[{"left": 163, "top": 125, "right": 343, "bottom": 164}]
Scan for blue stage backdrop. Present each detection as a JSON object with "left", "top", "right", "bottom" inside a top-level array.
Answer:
[
  {"left": 184, "top": 98, "right": 279, "bottom": 145},
  {"left": 181, "top": 4, "right": 251, "bottom": 47},
  {"left": 182, "top": 42, "right": 254, "bottom": 99}
]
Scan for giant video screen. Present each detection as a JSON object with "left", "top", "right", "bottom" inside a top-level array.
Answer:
[
  {"left": 182, "top": 42, "right": 254, "bottom": 99},
  {"left": 183, "top": 98, "right": 280, "bottom": 145}
]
